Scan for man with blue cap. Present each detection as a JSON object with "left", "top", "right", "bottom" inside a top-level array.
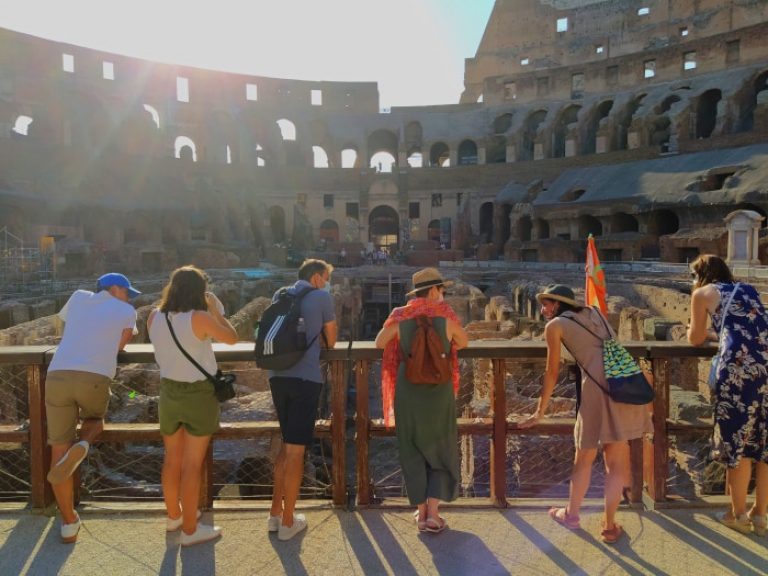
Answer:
[{"left": 45, "top": 272, "right": 140, "bottom": 543}]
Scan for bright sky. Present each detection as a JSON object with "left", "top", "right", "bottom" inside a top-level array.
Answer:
[{"left": 0, "top": 0, "right": 495, "bottom": 109}]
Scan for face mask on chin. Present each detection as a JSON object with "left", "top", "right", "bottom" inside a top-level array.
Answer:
[{"left": 322, "top": 282, "right": 331, "bottom": 293}]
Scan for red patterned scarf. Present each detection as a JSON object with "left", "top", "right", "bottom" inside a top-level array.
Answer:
[{"left": 381, "top": 298, "right": 460, "bottom": 427}]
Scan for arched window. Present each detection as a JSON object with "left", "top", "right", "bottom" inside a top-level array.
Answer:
[
  {"left": 276, "top": 119, "right": 296, "bottom": 141},
  {"left": 341, "top": 148, "right": 358, "bottom": 168},
  {"left": 12, "top": 115, "right": 33, "bottom": 136},
  {"left": 143, "top": 105, "right": 160, "bottom": 129},
  {"left": 458, "top": 140, "right": 478, "bottom": 165},
  {"left": 174, "top": 136, "right": 197, "bottom": 161},
  {"left": 313, "top": 146, "right": 329, "bottom": 168},
  {"left": 370, "top": 151, "right": 396, "bottom": 173}
]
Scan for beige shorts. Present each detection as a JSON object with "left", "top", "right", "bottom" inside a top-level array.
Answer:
[{"left": 45, "top": 370, "right": 112, "bottom": 445}]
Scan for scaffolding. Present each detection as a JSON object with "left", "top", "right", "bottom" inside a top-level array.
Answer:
[{"left": 0, "top": 227, "right": 55, "bottom": 295}]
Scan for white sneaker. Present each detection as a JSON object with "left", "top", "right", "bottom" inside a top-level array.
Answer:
[
  {"left": 48, "top": 441, "right": 89, "bottom": 486},
  {"left": 60, "top": 512, "right": 81, "bottom": 544},
  {"left": 278, "top": 514, "right": 307, "bottom": 541},
  {"left": 180, "top": 524, "right": 222, "bottom": 547},
  {"left": 267, "top": 514, "right": 282, "bottom": 532},
  {"left": 166, "top": 509, "right": 202, "bottom": 532}
]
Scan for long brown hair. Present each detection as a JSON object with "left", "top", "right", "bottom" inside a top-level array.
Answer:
[
  {"left": 158, "top": 266, "right": 208, "bottom": 313},
  {"left": 691, "top": 254, "right": 734, "bottom": 289}
]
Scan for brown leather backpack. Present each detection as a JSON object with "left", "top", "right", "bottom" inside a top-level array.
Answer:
[{"left": 405, "top": 316, "right": 452, "bottom": 384}]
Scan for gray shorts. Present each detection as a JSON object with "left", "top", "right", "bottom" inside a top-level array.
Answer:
[{"left": 45, "top": 370, "right": 112, "bottom": 445}]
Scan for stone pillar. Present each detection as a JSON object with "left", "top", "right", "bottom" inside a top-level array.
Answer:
[
  {"left": 725, "top": 209, "right": 764, "bottom": 265},
  {"left": 449, "top": 148, "right": 459, "bottom": 167},
  {"left": 506, "top": 143, "right": 516, "bottom": 163},
  {"left": 477, "top": 147, "right": 486, "bottom": 165}
]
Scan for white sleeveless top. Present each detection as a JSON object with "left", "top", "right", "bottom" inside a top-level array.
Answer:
[{"left": 149, "top": 310, "right": 217, "bottom": 382}]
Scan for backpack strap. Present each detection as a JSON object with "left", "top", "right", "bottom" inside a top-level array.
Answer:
[
  {"left": 292, "top": 285, "right": 327, "bottom": 349},
  {"left": 558, "top": 311, "right": 612, "bottom": 397}
]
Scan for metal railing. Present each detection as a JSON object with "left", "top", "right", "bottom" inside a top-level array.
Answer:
[{"left": 0, "top": 341, "right": 716, "bottom": 509}]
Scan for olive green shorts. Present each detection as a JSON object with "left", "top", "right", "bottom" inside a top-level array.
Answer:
[{"left": 159, "top": 377, "right": 219, "bottom": 437}]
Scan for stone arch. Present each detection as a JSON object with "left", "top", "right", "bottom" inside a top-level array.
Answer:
[
  {"left": 479, "top": 202, "right": 494, "bottom": 243},
  {"left": 143, "top": 104, "right": 160, "bottom": 129},
  {"left": 319, "top": 219, "right": 339, "bottom": 242},
  {"left": 341, "top": 146, "right": 358, "bottom": 168},
  {"left": 657, "top": 95, "right": 681, "bottom": 114},
  {"left": 578, "top": 215, "right": 602, "bottom": 237},
  {"left": 695, "top": 89, "right": 722, "bottom": 139},
  {"left": 732, "top": 203, "right": 767, "bottom": 228},
  {"left": 584, "top": 100, "right": 613, "bottom": 154},
  {"left": 404, "top": 121, "right": 423, "bottom": 149},
  {"left": 313, "top": 145, "right": 329, "bottom": 168},
  {"left": 534, "top": 218, "right": 550, "bottom": 239},
  {"left": 11, "top": 115, "right": 33, "bottom": 136},
  {"left": 646, "top": 210, "right": 679, "bottom": 235},
  {"left": 499, "top": 205, "right": 512, "bottom": 246},
  {"left": 367, "top": 129, "right": 398, "bottom": 168},
  {"left": 269, "top": 205, "right": 287, "bottom": 243},
  {"left": 276, "top": 119, "right": 297, "bottom": 141},
  {"left": 427, "top": 219, "right": 441, "bottom": 243},
  {"left": 553, "top": 104, "right": 581, "bottom": 158},
  {"left": 430, "top": 142, "right": 450, "bottom": 167},
  {"left": 611, "top": 212, "right": 639, "bottom": 233},
  {"left": 369, "top": 204, "right": 399, "bottom": 249},
  {"left": 457, "top": 139, "right": 478, "bottom": 165},
  {"left": 174, "top": 136, "right": 197, "bottom": 161},
  {"left": 521, "top": 110, "right": 547, "bottom": 161},
  {"left": 737, "top": 69, "right": 768, "bottom": 132},
  {"left": 406, "top": 148, "right": 423, "bottom": 168}
]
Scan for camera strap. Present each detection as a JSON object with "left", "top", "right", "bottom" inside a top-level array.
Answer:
[{"left": 164, "top": 312, "right": 218, "bottom": 384}]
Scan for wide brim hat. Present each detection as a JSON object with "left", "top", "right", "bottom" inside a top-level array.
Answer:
[
  {"left": 406, "top": 267, "right": 454, "bottom": 296},
  {"left": 535, "top": 284, "right": 578, "bottom": 307}
]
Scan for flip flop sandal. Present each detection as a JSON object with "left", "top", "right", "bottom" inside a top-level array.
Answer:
[
  {"left": 600, "top": 523, "right": 623, "bottom": 544},
  {"left": 549, "top": 507, "right": 580, "bottom": 530},
  {"left": 424, "top": 516, "right": 447, "bottom": 534}
]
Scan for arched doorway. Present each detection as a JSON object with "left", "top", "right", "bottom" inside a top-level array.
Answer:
[
  {"left": 319, "top": 219, "right": 339, "bottom": 243},
  {"left": 479, "top": 202, "right": 494, "bottom": 243},
  {"left": 369, "top": 205, "right": 399, "bottom": 250},
  {"left": 427, "top": 219, "right": 441, "bottom": 244}
]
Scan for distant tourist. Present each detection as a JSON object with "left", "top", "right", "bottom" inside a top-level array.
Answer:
[
  {"left": 520, "top": 284, "right": 652, "bottom": 544},
  {"left": 375, "top": 268, "right": 468, "bottom": 533},
  {"left": 148, "top": 266, "right": 237, "bottom": 546},
  {"left": 46, "top": 273, "right": 139, "bottom": 543},
  {"left": 688, "top": 255, "right": 768, "bottom": 536},
  {"left": 268, "top": 259, "right": 337, "bottom": 541}
]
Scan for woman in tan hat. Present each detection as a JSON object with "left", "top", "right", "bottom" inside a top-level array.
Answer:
[
  {"left": 519, "top": 284, "right": 651, "bottom": 544},
  {"left": 375, "top": 268, "right": 468, "bottom": 533}
]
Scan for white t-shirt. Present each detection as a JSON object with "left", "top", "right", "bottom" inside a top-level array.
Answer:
[
  {"left": 148, "top": 310, "right": 217, "bottom": 382},
  {"left": 48, "top": 290, "right": 138, "bottom": 378}
]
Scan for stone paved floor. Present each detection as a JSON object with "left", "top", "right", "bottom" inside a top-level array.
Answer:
[{"left": 0, "top": 506, "right": 766, "bottom": 575}]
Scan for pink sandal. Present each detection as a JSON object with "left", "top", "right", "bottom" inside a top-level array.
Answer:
[
  {"left": 548, "top": 507, "right": 580, "bottom": 530},
  {"left": 600, "top": 522, "right": 623, "bottom": 544}
]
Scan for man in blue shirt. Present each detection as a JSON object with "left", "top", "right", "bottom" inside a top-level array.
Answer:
[{"left": 267, "top": 259, "right": 336, "bottom": 541}]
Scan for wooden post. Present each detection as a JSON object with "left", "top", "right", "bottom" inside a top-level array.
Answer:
[
  {"left": 355, "top": 360, "right": 371, "bottom": 506},
  {"left": 199, "top": 442, "right": 214, "bottom": 509},
  {"left": 489, "top": 359, "right": 508, "bottom": 507},
  {"left": 28, "top": 365, "right": 53, "bottom": 510},
  {"left": 644, "top": 358, "right": 669, "bottom": 503},
  {"left": 628, "top": 438, "right": 643, "bottom": 503},
  {"left": 330, "top": 359, "right": 347, "bottom": 506}
]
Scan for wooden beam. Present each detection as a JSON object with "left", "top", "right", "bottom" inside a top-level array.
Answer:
[
  {"left": 489, "top": 359, "right": 508, "bottom": 508},
  {"left": 28, "top": 365, "right": 53, "bottom": 510},
  {"left": 330, "top": 359, "right": 347, "bottom": 506},
  {"left": 355, "top": 360, "right": 371, "bottom": 506}
]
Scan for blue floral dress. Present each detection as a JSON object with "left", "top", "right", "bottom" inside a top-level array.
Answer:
[{"left": 710, "top": 282, "right": 768, "bottom": 468}]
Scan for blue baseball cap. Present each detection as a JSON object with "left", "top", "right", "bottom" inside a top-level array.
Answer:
[{"left": 97, "top": 272, "right": 141, "bottom": 298}]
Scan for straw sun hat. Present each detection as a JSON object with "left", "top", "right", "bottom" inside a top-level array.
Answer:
[
  {"left": 535, "top": 284, "right": 579, "bottom": 307},
  {"left": 406, "top": 268, "right": 454, "bottom": 297}
]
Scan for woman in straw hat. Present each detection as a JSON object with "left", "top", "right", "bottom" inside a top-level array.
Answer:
[
  {"left": 519, "top": 284, "right": 651, "bottom": 544},
  {"left": 375, "top": 268, "right": 468, "bottom": 533}
]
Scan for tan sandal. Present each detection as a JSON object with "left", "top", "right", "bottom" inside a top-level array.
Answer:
[
  {"left": 424, "top": 516, "right": 447, "bottom": 533},
  {"left": 549, "top": 507, "right": 580, "bottom": 530}
]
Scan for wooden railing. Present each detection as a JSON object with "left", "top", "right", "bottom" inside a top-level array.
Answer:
[{"left": 0, "top": 341, "right": 715, "bottom": 510}]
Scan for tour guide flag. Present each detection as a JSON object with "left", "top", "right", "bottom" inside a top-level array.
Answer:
[{"left": 585, "top": 234, "right": 607, "bottom": 313}]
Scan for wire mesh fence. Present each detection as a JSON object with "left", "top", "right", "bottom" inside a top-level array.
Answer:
[
  {"left": 77, "top": 360, "right": 336, "bottom": 504},
  {"left": 0, "top": 365, "right": 30, "bottom": 501}
]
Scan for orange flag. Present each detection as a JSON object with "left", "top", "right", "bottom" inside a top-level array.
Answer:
[{"left": 585, "top": 234, "right": 607, "bottom": 313}]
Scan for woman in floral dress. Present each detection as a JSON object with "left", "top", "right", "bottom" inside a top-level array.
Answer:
[{"left": 688, "top": 254, "right": 768, "bottom": 536}]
